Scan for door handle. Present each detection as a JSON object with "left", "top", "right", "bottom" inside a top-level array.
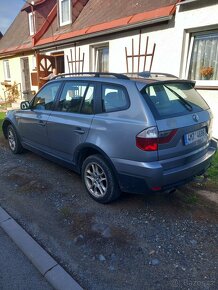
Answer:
[{"left": 74, "top": 128, "right": 85, "bottom": 134}]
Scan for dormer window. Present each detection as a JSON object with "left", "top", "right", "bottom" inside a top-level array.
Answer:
[
  {"left": 59, "top": 0, "right": 71, "bottom": 26},
  {"left": 29, "top": 12, "right": 36, "bottom": 35}
]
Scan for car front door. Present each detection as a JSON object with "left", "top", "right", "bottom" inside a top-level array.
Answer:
[
  {"left": 17, "top": 81, "right": 62, "bottom": 151},
  {"left": 46, "top": 80, "right": 95, "bottom": 162}
]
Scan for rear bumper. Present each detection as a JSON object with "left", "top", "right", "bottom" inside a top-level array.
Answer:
[{"left": 112, "top": 139, "right": 217, "bottom": 194}]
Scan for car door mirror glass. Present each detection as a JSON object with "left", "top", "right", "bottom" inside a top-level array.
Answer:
[{"left": 20, "top": 101, "right": 30, "bottom": 110}]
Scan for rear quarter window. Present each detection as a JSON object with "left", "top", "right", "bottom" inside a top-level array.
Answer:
[
  {"left": 102, "top": 84, "right": 129, "bottom": 112},
  {"left": 141, "top": 82, "right": 209, "bottom": 119}
]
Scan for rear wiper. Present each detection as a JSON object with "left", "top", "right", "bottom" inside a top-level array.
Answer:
[{"left": 164, "top": 85, "right": 193, "bottom": 111}]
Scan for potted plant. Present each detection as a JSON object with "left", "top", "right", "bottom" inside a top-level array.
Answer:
[{"left": 200, "top": 66, "right": 214, "bottom": 80}]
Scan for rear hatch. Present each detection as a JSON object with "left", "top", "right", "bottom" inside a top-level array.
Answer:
[{"left": 140, "top": 80, "right": 213, "bottom": 169}]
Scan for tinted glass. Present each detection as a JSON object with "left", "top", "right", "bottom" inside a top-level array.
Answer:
[
  {"left": 142, "top": 82, "right": 209, "bottom": 119},
  {"left": 32, "top": 82, "right": 61, "bottom": 110},
  {"left": 102, "top": 85, "right": 129, "bottom": 112},
  {"left": 57, "top": 81, "right": 92, "bottom": 113}
]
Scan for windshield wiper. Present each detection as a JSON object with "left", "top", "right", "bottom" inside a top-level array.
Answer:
[{"left": 164, "top": 85, "right": 193, "bottom": 111}]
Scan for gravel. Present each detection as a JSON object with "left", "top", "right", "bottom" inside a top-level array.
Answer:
[{"left": 0, "top": 138, "right": 217, "bottom": 290}]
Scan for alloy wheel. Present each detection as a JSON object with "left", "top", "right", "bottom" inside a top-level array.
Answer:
[
  {"left": 84, "top": 162, "right": 108, "bottom": 198},
  {"left": 8, "top": 129, "right": 16, "bottom": 151}
]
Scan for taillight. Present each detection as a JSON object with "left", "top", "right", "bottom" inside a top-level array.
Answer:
[
  {"left": 136, "top": 127, "right": 177, "bottom": 151},
  {"left": 136, "top": 127, "right": 158, "bottom": 151}
]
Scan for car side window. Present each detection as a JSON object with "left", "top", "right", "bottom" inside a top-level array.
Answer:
[
  {"left": 32, "top": 82, "right": 61, "bottom": 110},
  {"left": 57, "top": 81, "right": 94, "bottom": 114},
  {"left": 102, "top": 84, "right": 129, "bottom": 112}
]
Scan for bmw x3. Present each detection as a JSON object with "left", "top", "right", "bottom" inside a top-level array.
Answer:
[{"left": 2, "top": 72, "right": 217, "bottom": 203}]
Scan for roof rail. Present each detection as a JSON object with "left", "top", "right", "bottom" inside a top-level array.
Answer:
[
  {"left": 138, "top": 71, "right": 178, "bottom": 78},
  {"left": 53, "top": 72, "right": 129, "bottom": 80}
]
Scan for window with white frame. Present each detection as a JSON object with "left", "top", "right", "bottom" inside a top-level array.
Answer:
[
  {"left": 32, "top": 55, "right": 37, "bottom": 70},
  {"left": 29, "top": 12, "right": 36, "bottom": 35},
  {"left": 93, "top": 45, "right": 109, "bottom": 72},
  {"left": 59, "top": 0, "right": 71, "bottom": 26},
  {"left": 188, "top": 31, "right": 218, "bottom": 81},
  {"left": 3, "top": 60, "right": 11, "bottom": 81}
]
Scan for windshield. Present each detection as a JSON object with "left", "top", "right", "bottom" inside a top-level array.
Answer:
[{"left": 141, "top": 82, "right": 209, "bottom": 119}]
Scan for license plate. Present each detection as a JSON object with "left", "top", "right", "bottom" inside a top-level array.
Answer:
[{"left": 184, "top": 128, "right": 207, "bottom": 145}]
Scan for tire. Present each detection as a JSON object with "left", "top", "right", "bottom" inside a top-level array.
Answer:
[
  {"left": 82, "top": 154, "right": 120, "bottom": 204},
  {"left": 7, "top": 125, "right": 23, "bottom": 154}
]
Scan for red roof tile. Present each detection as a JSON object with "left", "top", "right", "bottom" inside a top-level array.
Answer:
[{"left": 35, "top": 3, "right": 177, "bottom": 46}]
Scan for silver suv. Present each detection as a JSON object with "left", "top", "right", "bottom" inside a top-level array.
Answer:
[{"left": 2, "top": 72, "right": 217, "bottom": 203}]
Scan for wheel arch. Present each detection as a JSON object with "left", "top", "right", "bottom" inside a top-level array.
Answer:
[
  {"left": 74, "top": 143, "right": 119, "bottom": 180},
  {"left": 2, "top": 118, "right": 14, "bottom": 139}
]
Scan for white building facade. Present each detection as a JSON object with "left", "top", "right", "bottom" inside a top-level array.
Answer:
[{"left": 39, "top": 1, "right": 217, "bottom": 136}]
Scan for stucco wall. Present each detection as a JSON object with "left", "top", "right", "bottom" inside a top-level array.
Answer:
[
  {"left": 197, "top": 90, "right": 218, "bottom": 139},
  {"left": 0, "top": 54, "right": 37, "bottom": 102}
]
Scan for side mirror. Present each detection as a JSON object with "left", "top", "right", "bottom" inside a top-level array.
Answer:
[{"left": 20, "top": 101, "right": 30, "bottom": 110}]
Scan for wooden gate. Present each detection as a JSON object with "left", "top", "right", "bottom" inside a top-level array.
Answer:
[{"left": 36, "top": 54, "right": 55, "bottom": 88}]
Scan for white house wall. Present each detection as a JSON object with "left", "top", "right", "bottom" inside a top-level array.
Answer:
[
  {"left": 175, "top": 1, "right": 218, "bottom": 139},
  {"left": 0, "top": 54, "right": 38, "bottom": 101}
]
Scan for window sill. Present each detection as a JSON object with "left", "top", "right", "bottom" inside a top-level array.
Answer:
[
  {"left": 194, "top": 80, "right": 218, "bottom": 90},
  {"left": 59, "top": 21, "right": 72, "bottom": 27},
  {"left": 195, "top": 86, "right": 218, "bottom": 90},
  {"left": 1, "top": 81, "right": 11, "bottom": 87}
]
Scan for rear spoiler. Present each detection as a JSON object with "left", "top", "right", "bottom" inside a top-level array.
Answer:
[{"left": 136, "top": 79, "right": 196, "bottom": 91}]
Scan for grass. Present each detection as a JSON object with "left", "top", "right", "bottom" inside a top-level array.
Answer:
[
  {"left": 0, "top": 112, "right": 6, "bottom": 138},
  {"left": 184, "top": 193, "right": 198, "bottom": 204},
  {"left": 204, "top": 150, "right": 218, "bottom": 190}
]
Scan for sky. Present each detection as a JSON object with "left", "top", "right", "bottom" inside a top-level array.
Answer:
[{"left": 0, "top": 0, "right": 25, "bottom": 34}]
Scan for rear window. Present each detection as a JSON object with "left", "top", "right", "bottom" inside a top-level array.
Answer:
[{"left": 141, "top": 82, "right": 209, "bottom": 119}]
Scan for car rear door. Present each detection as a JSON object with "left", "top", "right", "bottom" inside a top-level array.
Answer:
[{"left": 46, "top": 80, "right": 95, "bottom": 162}]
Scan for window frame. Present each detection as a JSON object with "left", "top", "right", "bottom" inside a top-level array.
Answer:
[
  {"left": 28, "top": 12, "right": 36, "bottom": 36},
  {"left": 54, "top": 80, "right": 96, "bottom": 115},
  {"left": 90, "top": 43, "right": 109, "bottom": 72},
  {"left": 3, "top": 60, "right": 11, "bottom": 81},
  {"left": 59, "top": 0, "right": 72, "bottom": 27},
  {"left": 185, "top": 29, "right": 218, "bottom": 86}
]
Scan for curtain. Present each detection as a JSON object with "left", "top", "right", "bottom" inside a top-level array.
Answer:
[
  {"left": 188, "top": 32, "right": 218, "bottom": 80},
  {"left": 61, "top": 0, "right": 70, "bottom": 23}
]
